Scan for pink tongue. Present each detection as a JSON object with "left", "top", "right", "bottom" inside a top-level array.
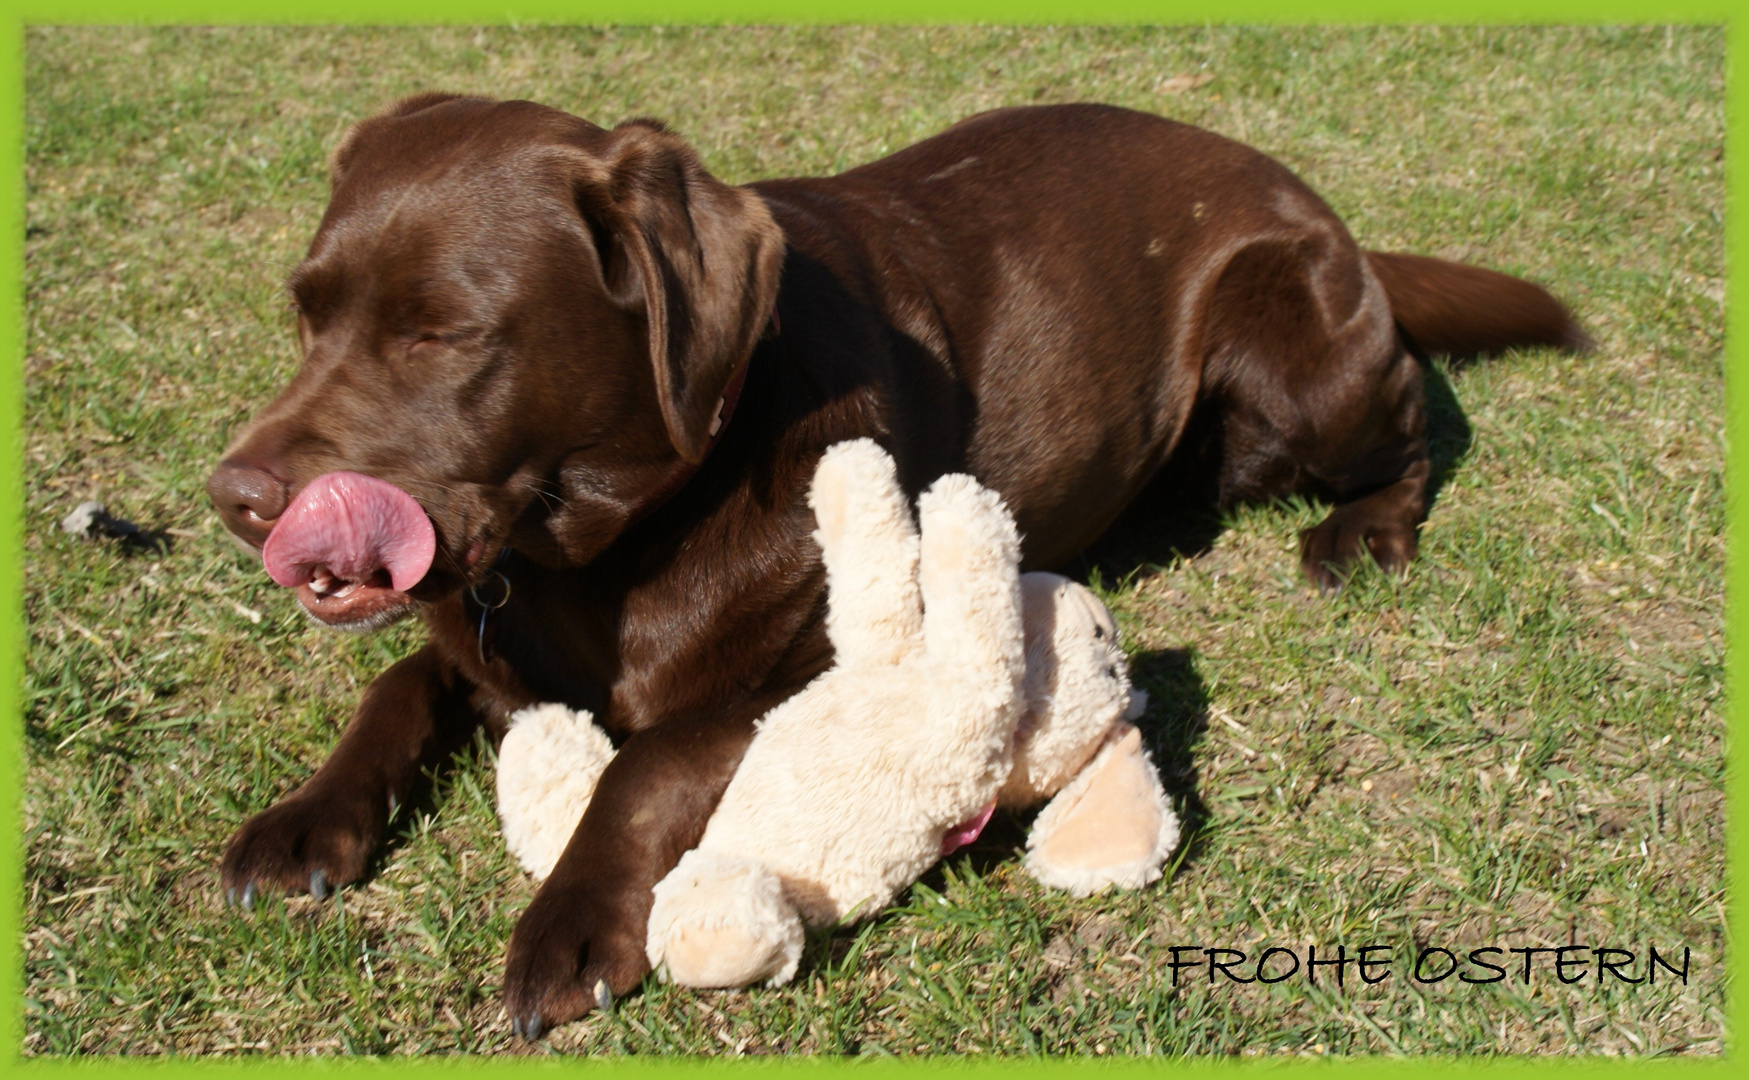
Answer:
[
  {"left": 941, "top": 800, "right": 997, "bottom": 856},
  {"left": 261, "top": 471, "right": 436, "bottom": 592}
]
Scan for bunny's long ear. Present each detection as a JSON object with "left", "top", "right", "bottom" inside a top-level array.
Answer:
[
  {"left": 916, "top": 472, "right": 1025, "bottom": 686},
  {"left": 808, "top": 439, "right": 923, "bottom": 668}
]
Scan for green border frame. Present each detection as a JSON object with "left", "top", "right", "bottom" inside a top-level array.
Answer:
[
  {"left": 6, "top": 2, "right": 1739, "bottom": 1071},
  {"left": 2, "top": 2, "right": 1743, "bottom": 24}
]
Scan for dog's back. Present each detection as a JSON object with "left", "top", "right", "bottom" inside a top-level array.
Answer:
[{"left": 753, "top": 104, "right": 1582, "bottom": 575}]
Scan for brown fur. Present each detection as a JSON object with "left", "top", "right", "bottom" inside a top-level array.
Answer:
[{"left": 207, "top": 97, "right": 1585, "bottom": 1034}]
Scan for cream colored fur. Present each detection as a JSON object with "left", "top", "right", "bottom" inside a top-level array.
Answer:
[
  {"left": 493, "top": 439, "right": 1182, "bottom": 990},
  {"left": 1023, "top": 722, "right": 1180, "bottom": 897},
  {"left": 641, "top": 850, "right": 804, "bottom": 988},
  {"left": 1001, "top": 572, "right": 1143, "bottom": 808},
  {"left": 495, "top": 702, "right": 616, "bottom": 880},
  {"left": 657, "top": 441, "right": 1027, "bottom": 939}
]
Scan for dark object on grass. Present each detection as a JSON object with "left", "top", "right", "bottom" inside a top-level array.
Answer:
[
  {"left": 60, "top": 500, "right": 171, "bottom": 554},
  {"left": 204, "top": 96, "right": 1589, "bottom": 1034}
]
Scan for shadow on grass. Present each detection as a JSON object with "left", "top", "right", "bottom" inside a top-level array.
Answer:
[
  {"left": 59, "top": 501, "right": 178, "bottom": 556},
  {"left": 1070, "top": 451, "right": 1226, "bottom": 586},
  {"left": 1127, "top": 646, "right": 1211, "bottom": 855},
  {"left": 1422, "top": 361, "right": 1474, "bottom": 508},
  {"left": 357, "top": 729, "right": 496, "bottom": 888}
]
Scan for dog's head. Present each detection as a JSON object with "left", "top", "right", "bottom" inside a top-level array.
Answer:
[{"left": 207, "top": 94, "right": 784, "bottom": 628}]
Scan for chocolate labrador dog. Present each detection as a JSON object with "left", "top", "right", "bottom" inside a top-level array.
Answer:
[{"left": 207, "top": 94, "right": 1583, "bottom": 1034}]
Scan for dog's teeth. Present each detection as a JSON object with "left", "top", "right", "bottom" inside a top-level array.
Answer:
[{"left": 335, "top": 582, "right": 359, "bottom": 599}]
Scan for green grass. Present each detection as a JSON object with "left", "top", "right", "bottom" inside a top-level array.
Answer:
[{"left": 21, "top": 25, "right": 1724, "bottom": 1056}]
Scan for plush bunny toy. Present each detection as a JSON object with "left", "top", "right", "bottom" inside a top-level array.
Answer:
[{"left": 496, "top": 440, "right": 1179, "bottom": 989}]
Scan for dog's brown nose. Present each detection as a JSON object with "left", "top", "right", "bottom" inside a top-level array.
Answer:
[{"left": 207, "top": 461, "right": 289, "bottom": 549}]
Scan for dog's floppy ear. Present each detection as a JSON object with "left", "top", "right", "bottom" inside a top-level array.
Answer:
[{"left": 570, "top": 120, "right": 786, "bottom": 464}]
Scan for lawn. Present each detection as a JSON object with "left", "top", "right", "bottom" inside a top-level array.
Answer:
[{"left": 20, "top": 25, "right": 1725, "bottom": 1055}]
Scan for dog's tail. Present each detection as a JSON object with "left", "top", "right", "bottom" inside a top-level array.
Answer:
[{"left": 1365, "top": 251, "right": 1592, "bottom": 360}]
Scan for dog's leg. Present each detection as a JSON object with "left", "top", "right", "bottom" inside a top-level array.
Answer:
[
  {"left": 1201, "top": 236, "right": 1431, "bottom": 589},
  {"left": 1289, "top": 333, "right": 1430, "bottom": 589},
  {"left": 501, "top": 690, "right": 789, "bottom": 1036},
  {"left": 220, "top": 643, "right": 482, "bottom": 905}
]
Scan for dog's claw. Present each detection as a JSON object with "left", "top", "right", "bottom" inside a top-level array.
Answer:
[
  {"left": 240, "top": 882, "right": 256, "bottom": 911},
  {"left": 309, "top": 869, "right": 329, "bottom": 900},
  {"left": 515, "top": 1013, "right": 543, "bottom": 1041},
  {"left": 594, "top": 978, "right": 613, "bottom": 1013}
]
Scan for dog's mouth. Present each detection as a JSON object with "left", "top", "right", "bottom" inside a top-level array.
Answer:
[
  {"left": 261, "top": 471, "right": 438, "bottom": 628},
  {"left": 293, "top": 567, "right": 409, "bottom": 627}
]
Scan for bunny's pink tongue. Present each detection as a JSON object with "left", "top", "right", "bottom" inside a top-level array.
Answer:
[
  {"left": 941, "top": 800, "right": 997, "bottom": 856},
  {"left": 262, "top": 471, "right": 436, "bottom": 594}
]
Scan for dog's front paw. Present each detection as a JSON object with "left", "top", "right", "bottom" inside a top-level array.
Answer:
[
  {"left": 502, "top": 881, "right": 650, "bottom": 1039},
  {"left": 220, "top": 785, "right": 385, "bottom": 908}
]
